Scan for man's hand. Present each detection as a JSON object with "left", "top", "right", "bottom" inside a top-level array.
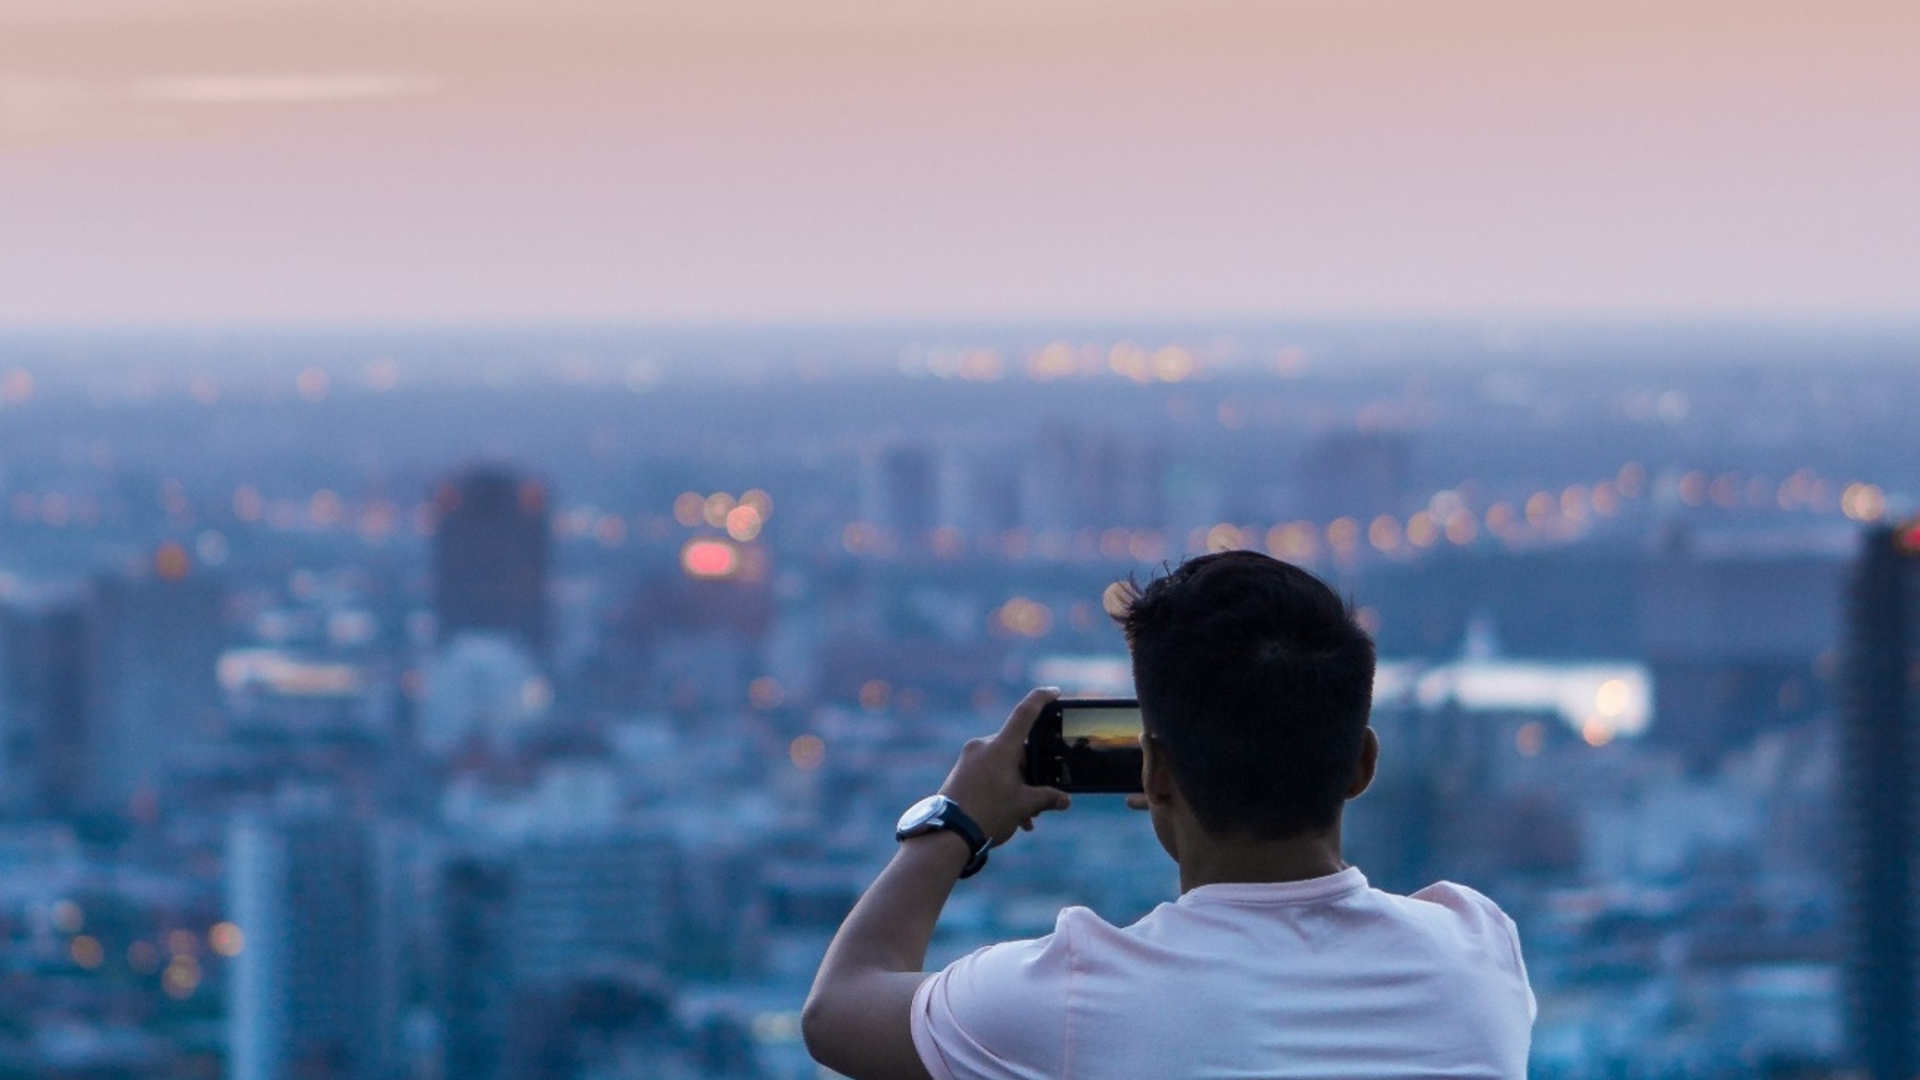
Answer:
[
  {"left": 802, "top": 688, "right": 1071, "bottom": 1080},
  {"left": 937, "top": 687, "right": 1072, "bottom": 845}
]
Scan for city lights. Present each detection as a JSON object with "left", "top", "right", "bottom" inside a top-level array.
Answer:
[
  {"left": 0, "top": 325, "right": 1908, "bottom": 1078},
  {"left": 209, "top": 922, "right": 246, "bottom": 958},
  {"left": 789, "top": 735, "right": 826, "bottom": 770},
  {"left": 681, "top": 539, "right": 740, "bottom": 579},
  {"left": 70, "top": 936, "right": 104, "bottom": 969},
  {"left": 996, "top": 598, "right": 1053, "bottom": 638}
]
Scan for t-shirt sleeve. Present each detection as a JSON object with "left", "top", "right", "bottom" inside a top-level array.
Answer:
[
  {"left": 1412, "top": 881, "right": 1538, "bottom": 1024},
  {"left": 910, "top": 916, "right": 1077, "bottom": 1080}
]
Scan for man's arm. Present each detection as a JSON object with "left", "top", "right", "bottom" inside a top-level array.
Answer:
[{"left": 802, "top": 688, "right": 1070, "bottom": 1080}]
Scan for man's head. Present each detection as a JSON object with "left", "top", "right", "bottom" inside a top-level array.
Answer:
[{"left": 1114, "top": 551, "right": 1376, "bottom": 840}]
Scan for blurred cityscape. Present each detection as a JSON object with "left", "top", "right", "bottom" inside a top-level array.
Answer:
[{"left": 0, "top": 321, "right": 1917, "bottom": 1080}]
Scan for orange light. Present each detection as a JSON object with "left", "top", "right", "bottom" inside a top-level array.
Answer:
[
  {"left": 725, "top": 504, "right": 763, "bottom": 542},
  {"left": 858, "top": 680, "right": 892, "bottom": 711},
  {"left": 748, "top": 677, "right": 784, "bottom": 710},
  {"left": 1445, "top": 509, "right": 1478, "bottom": 545},
  {"left": 681, "top": 539, "right": 739, "bottom": 579},
  {"left": 209, "top": 922, "right": 245, "bottom": 958},
  {"left": 1368, "top": 515, "right": 1402, "bottom": 553},
  {"left": 154, "top": 542, "right": 191, "bottom": 581},
  {"left": 1326, "top": 517, "right": 1360, "bottom": 553},
  {"left": 295, "top": 367, "right": 330, "bottom": 402},
  {"left": 1592, "top": 482, "right": 1620, "bottom": 516},
  {"left": 1581, "top": 715, "right": 1617, "bottom": 748},
  {"left": 1, "top": 368, "right": 33, "bottom": 404},
  {"left": 1128, "top": 530, "right": 1166, "bottom": 562},
  {"left": 595, "top": 515, "right": 627, "bottom": 546},
  {"left": 1560, "top": 485, "right": 1589, "bottom": 521},
  {"left": 1843, "top": 483, "right": 1887, "bottom": 523},
  {"left": 1515, "top": 722, "right": 1546, "bottom": 757},
  {"left": 70, "top": 936, "right": 104, "bottom": 969},
  {"left": 1405, "top": 511, "right": 1438, "bottom": 548},
  {"left": 672, "top": 492, "right": 705, "bottom": 527},
  {"left": 1616, "top": 462, "right": 1646, "bottom": 497},
  {"left": 1525, "top": 493, "right": 1554, "bottom": 526},
  {"left": 1268, "top": 522, "right": 1317, "bottom": 561},
  {"left": 790, "top": 734, "right": 826, "bottom": 770},
  {"left": 50, "top": 900, "right": 83, "bottom": 933},
  {"left": 163, "top": 956, "right": 201, "bottom": 998},
  {"left": 365, "top": 359, "right": 399, "bottom": 391},
  {"left": 308, "top": 489, "right": 343, "bottom": 527},
  {"left": 996, "top": 598, "right": 1053, "bottom": 637},
  {"left": 1150, "top": 346, "right": 1195, "bottom": 382}
]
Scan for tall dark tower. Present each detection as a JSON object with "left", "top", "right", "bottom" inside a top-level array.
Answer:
[
  {"left": 431, "top": 466, "right": 550, "bottom": 655},
  {"left": 1840, "top": 521, "right": 1920, "bottom": 1080}
]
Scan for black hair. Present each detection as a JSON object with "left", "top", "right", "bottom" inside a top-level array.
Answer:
[{"left": 1114, "top": 550, "right": 1376, "bottom": 839}]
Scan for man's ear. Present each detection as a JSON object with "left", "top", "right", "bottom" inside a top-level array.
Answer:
[
  {"left": 1346, "top": 727, "right": 1379, "bottom": 799},
  {"left": 1143, "top": 734, "right": 1178, "bottom": 807}
]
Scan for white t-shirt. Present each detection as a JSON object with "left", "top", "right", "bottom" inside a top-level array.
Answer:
[{"left": 911, "top": 867, "right": 1535, "bottom": 1080}]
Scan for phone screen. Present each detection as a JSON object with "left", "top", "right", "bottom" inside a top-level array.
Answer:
[
  {"left": 1025, "top": 699, "right": 1144, "bottom": 793},
  {"left": 1061, "top": 706, "right": 1143, "bottom": 751}
]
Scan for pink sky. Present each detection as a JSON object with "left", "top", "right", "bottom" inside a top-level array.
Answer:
[{"left": 1, "top": 0, "right": 1915, "bottom": 324}]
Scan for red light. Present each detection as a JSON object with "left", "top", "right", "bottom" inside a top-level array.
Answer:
[
  {"left": 1897, "top": 520, "right": 1920, "bottom": 556},
  {"left": 681, "top": 539, "right": 740, "bottom": 579}
]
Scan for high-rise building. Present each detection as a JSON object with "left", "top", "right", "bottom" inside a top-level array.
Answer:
[
  {"left": 1295, "top": 430, "right": 1410, "bottom": 524},
  {"left": 1639, "top": 550, "right": 1843, "bottom": 766},
  {"left": 1027, "top": 428, "right": 1166, "bottom": 532},
  {"left": 0, "top": 565, "right": 223, "bottom": 820},
  {"left": 860, "top": 444, "right": 939, "bottom": 546},
  {"left": 438, "top": 854, "right": 515, "bottom": 1080},
  {"left": 1839, "top": 522, "right": 1920, "bottom": 1080},
  {"left": 89, "top": 565, "right": 226, "bottom": 813},
  {"left": 228, "top": 801, "right": 406, "bottom": 1080},
  {"left": 431, "top": 466, "right": 550, "bottom": 655},
  {"left": 0, "top": 588, "right": 92, "bottom": 817},
  {"left": 509, "top": 828, "right": 679, "bottom": 985}
]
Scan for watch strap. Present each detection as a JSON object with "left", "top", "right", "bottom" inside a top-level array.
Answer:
[
  {"left": 899, "top": 796, "right": 992, "bottom": 879},
  {"left": 939, "top": 800, "right": 991, "bottom": 879}
]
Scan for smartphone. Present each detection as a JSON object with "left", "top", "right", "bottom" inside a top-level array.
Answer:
[{"left": 1023, "top": 697, "right": 1144, "bottom": 794}]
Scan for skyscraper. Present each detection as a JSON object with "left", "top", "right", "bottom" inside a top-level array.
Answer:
[
  {"left": 438, "top": 854, "right": 514, "bottom": 1080},
  {"left": 431, "top": 466, "right": 550, "bottom": 655},
  {"left": 0, "top": 564, "right": 224, "bottom": 820},
  {"left": 228, "top": 801, "right": 406, "bottom": 1080},
  {"left": 0, "top": 588, "right": 92, "bottom": 817},
  {"left": 510, "top": 828, "right": 679, "bottom": 984},
  {"left": 1840, "top": 521, "right": 1920, "bottom": 1080},
  {"left": 89, "top": 566, "right": 226, "bottom": 812}
]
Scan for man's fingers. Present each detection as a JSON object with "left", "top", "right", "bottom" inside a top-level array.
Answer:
[
  {"left": 996, "top": 686, "right": 1061, "bottom": 744},
  {"left": 1125, "top": 793, "right": 1150, "bottom": 812},
  {"left": 1024, "top": 786, "right": 1071, "bottom": 816}
]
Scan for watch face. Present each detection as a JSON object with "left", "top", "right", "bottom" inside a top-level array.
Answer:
[{"left": 897, "top": 794, "right": 947, "bottom": 834}]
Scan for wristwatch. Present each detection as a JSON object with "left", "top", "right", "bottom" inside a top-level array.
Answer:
[{"left": 896, "top": 795, "right": 992, "bottom": 879}]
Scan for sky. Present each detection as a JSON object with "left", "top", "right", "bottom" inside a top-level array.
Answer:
[{"left": 1, "top": 0, "right": 1916, "bottom": 325}]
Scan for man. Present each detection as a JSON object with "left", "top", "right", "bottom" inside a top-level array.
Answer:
[{"left": 803, "top": 551, "right": 1535, "bottom": 1080}]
